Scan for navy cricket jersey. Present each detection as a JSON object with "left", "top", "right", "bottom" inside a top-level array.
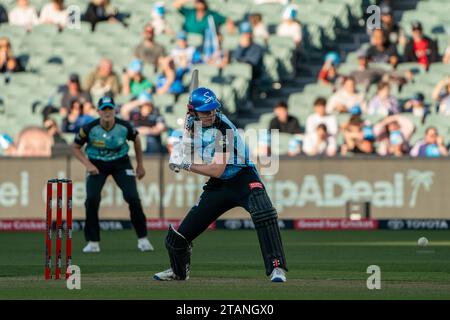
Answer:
[{"left": 74, "top": 118, "right": 138, "bottom": 161}]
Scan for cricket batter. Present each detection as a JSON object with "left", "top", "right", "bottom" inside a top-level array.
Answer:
[
  {"left": 154, "top": 87, "right": 288, "bottom": 282},
  {"left": 72, "top": 96, "right": 154, "bottom": 253}
]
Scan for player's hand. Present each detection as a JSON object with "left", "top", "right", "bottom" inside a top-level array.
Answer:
[
  {"left": 169, "top": 160, "right": 191, "bottom": 173},
  {"left": 169, "top": 162, "right": 181, "bottom": 173},
  {"left": 86, "top": 163, "right": 99, "bottom": 175},
  {"left": 136, "top": 164, "right": 146, "bottom": 180}
]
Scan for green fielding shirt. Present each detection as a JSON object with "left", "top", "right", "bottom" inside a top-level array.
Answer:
[
  {"left": 179, "top": 7, "right": 226, "bottom": 35},
  {"left": 74, "top": 118, "right": 138, "bottom": 161}
]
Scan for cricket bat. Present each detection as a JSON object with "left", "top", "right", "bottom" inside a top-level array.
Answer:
[{"left": 170, "top": 69, "right": 199, "bottom": 173}]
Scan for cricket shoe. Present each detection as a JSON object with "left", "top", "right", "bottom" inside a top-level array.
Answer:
[
  {"left": 270, "top": 267, "right": 287, "bottom": 282},
  {"left": 153, "top": 268, "right": 189, "bottom": 281},
  {"left": 82, "top": 241, "right": 100, "bottom": 253},
  {"left": 138, "top": 237, "right": 154, "bottom": 252}
]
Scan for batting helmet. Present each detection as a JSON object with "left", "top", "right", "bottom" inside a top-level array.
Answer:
[{"left": 188, "top": 87, "right": 221, "bottom": 112}]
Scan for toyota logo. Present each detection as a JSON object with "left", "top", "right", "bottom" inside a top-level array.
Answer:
[{"left": 388, "top": 220, "right": 404, "bottom": 230}]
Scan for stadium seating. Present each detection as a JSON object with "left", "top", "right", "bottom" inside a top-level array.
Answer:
[{"left": 1, "top": 0, "right": 449, "bottom": 157}]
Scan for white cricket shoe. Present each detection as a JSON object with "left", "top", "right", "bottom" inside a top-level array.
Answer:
[
  {"left": 270, "top": 267, "right": 287, "bottom": 282},
  {"left": 82, "top": 241, "right": 100, "bottom": 253},
  {"left": 153, "top": 268, "right": 189, "bottom": 281},
  {"left": 138, "top": 237, "right": 154, "bottom": 252}
]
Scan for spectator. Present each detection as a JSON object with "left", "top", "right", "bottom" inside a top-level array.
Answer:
[
  {"left": 83, "top": 0, "right": 119, "bottom": 32},
  {"left": 249, "top": 13, "right": 269, "bottom": 43},
  {"left": 276, "top": 5, "right": 302, "bottom": 47},
  {"left": 134, "top": 24, "right": 166, "bottom": 72},
  {"left": 404, "top": 21, "right": 439, "bottom": 69},
  {"left": 402, "top": 92, "right": 428, "bottom": 119},
  {"left": 340, "top": 113, "right": 375, "bottom": 155},
  {"left": 44, "top": 118, "right": 70, "bottom": 155},
  {"left": 44, "top": 118, "right": 67, "bottom": 146},
  {"left": 379, "top": 4, "right": 404, "bottom": 46},
  {"left": 62, "top": 99, "right": 95, "bottom": 133},
  {"left": 432, "top": 76, "right": 450, "bottom": 115},
  {"left": 326, "top": 76, "right": 365, "bottom": 114},
  {"left": 305, "top": 97, "right": 338, "bottom": 136},
  {"left": 385, "top": 121, "right": 406, "bottom": 156},
  {"left": 122, "top": 59, "right": 153, "bottom": 98},
  {"left": 366, "top": 28, "right": 398, "bottom": 67},
  {"left": 0, "top": 37, "right": 25, "bottom": 73},
  {"left": 12, "top": 126, "right": 53, "bottom": 157},
  {"left": 61, "top": 99, "right": 82, "bottom": 133},
  {"left": 268, "top": 101, "right": 302, "bottom": 134},
  {"left": 0, "top": 133, "right": 14, "bottom": 156},
  {"left": 41, "top": 74, "right": 91, "bottom": 119},
  {"left": 170, "top": 31, "right": 201, "bottom": 71},
  {"left": 38, "top": 0, "right": 67, "bottom": 29},
  {"left": 0, "top": 4, "right": 8, "bottom": 24},
  {"left": 61, "top": 73, "right": 92, "bottom": 111},
  {"left": 83, "top": 58, "right": 121, "bottom": 98},
  {"left": 318, "top": 52, "right": 341, "bottom": 88},
  {"left": 303, "top": 124, "right": 337, "bottom": 156},
  {"left": 203, "top": 32, "right": 229, "bottom": 69},
  {"left": 349, "top": 49, "right": 410, "bottom": 93},
  {"left": 155, "top": 56, "right": 185, "bottom": 95},
  {"left": 173, "top": 0, "right": 234, "bottom": 35},
  {"left": 349, "top": 49, "right": 384, "bottom": 92},
  {"left": 82, "top": 100, "right": 97, "bottom": 118},
  {"left": 287, "top": 136, "right": 301, "bottom": 157},
  {"left": 151, "top": 2, "right": 173, "bottom": 36},
  {"left": 410, "top": 127, "right": 448, "bottom": 157},
  {"left": 232, "top": 22, "right": 265, "bottom": 81},
  {"left": 367, "top": 82, "right": 400, "bottom": 116},
  {"left": 8, "top": 0, "right": 38, "bottom": 29},
  {"left": 443, "top": 43, "right": 450, "bottom": 65},
  {"left": 373, "top": 115, "right": 414, "bottom": 156},
  {"left": 120, "top": 92, "right": 167, "bottom": 153}
]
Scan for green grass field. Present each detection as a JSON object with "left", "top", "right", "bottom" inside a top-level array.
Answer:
[{"left": 0, "top": 230, "right": 450, "bottom": 299}]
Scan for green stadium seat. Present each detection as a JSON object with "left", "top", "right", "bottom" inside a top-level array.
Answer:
[
  {"left": 153, "top": 94, "right": 176, "bottom": 111},
  {"left": 191, "top": 64, "right": 219, "bottom": 79},
  {"left": 223, "top": 63, "right": 252, "bottom": 81},
  {"left": 258, "top": 113, "right": 274, "bottom": 129},
  {"left": 250, "top": 3, "right": 283, "bottom": 27},
  {"left": 245, "top": 122, "right": 267, "bottom": 132},
  {"left": 230, "top": 76, "right": 250, "bottom": 104},
  {"left": 272, "top": 133, "right": 293, "bottom": 156},
  {"left": 187, "top": 33, "right": 203, "bottom": 48},
  {"left": 288, "top": 92, "right": 317, "bottom": 110}
]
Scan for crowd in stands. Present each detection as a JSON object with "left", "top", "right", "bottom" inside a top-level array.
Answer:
[{"left": 0, "top": 0, "right": 449, "bottom": 159}]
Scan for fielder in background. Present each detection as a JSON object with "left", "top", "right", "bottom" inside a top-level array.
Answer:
[
  {"left": 154, "top": 87, "right": 288, "bottom": 282},
  {"left": 71, "top": 96, "right": 154, "bottom": 253}
]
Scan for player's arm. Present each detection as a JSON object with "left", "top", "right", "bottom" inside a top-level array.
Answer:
[
  {"left": 189, "top": 151, "right": 230, "bottom": 178},
  {"left": 133, "top": 136, "right": 145, "bottom": 180},
  {"left": 71, "top": 126, "right": 99, "bottom": 174},
  {"left": 71, "top": 143, "right": 99, "bottom": 175}
]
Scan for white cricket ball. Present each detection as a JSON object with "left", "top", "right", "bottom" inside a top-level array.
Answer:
[{"left": 418, "top": 237, "right": 429, "bottom": 247}]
